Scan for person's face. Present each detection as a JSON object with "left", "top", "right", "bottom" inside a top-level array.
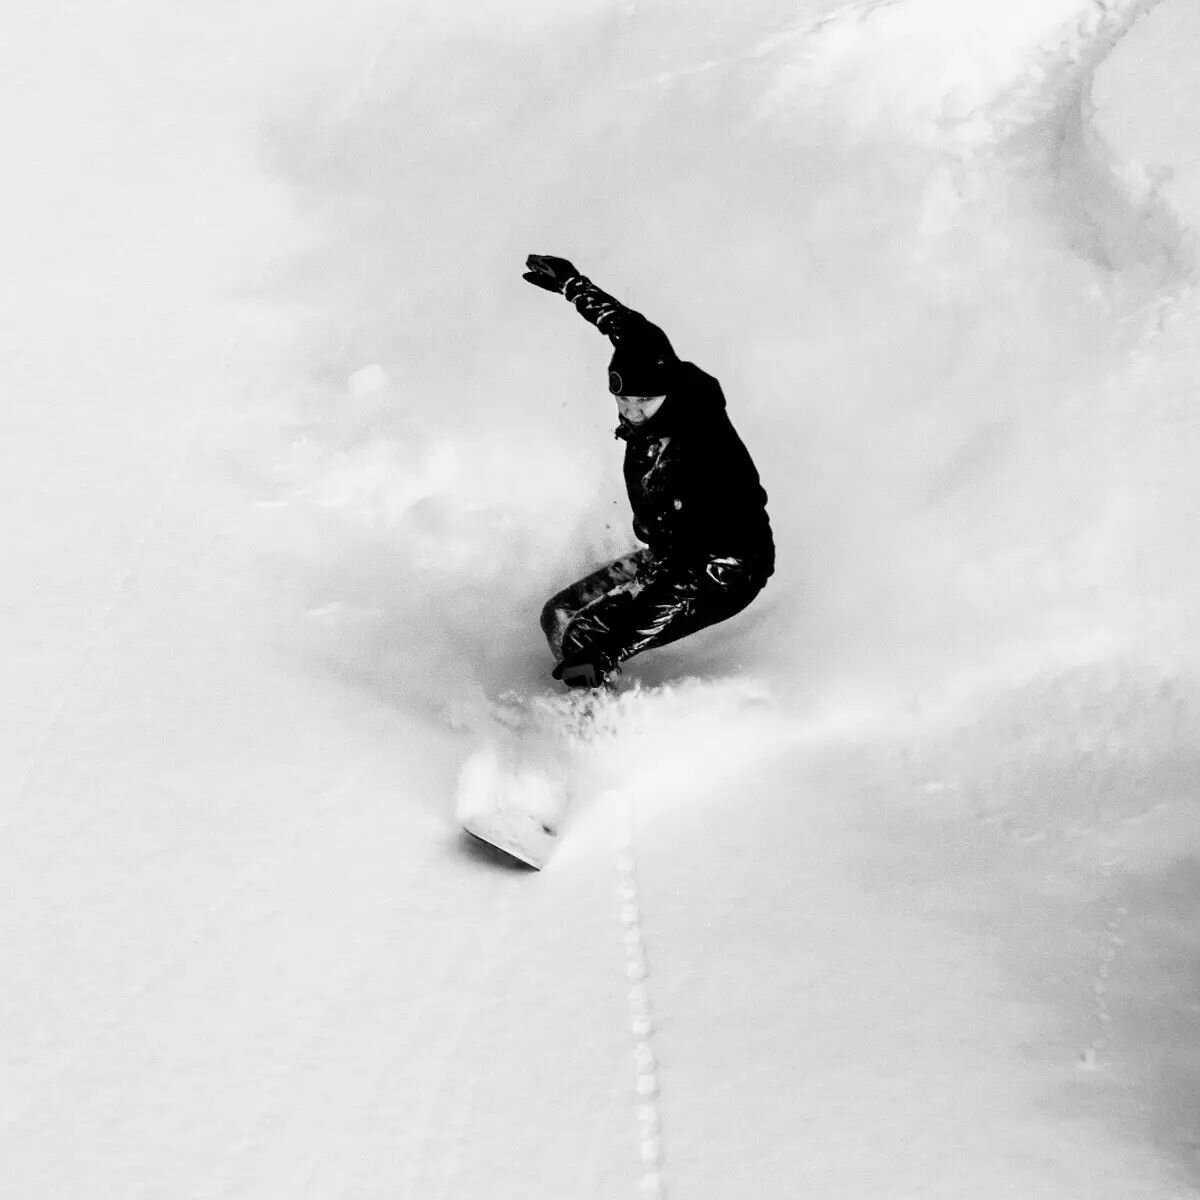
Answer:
[{"left": 615, "top": 394, "right": 667, "bottom": 425}]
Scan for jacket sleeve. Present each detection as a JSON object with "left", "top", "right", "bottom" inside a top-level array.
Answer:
[{"left": 562, "top": 274, "right": 665, "bottom": 350}]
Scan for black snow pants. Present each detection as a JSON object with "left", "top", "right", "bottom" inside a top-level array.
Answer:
[{"left": 540, "top": 547, "right": 771, "bottom": 685}]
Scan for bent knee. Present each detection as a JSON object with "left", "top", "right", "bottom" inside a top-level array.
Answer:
[
  {"left": 541, "top": 597, "right": 574, "bottom": 659},
  {"left": 539, "top": 596, "right": 560, "bottom": 639}
]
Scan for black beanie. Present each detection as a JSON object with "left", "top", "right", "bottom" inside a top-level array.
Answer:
[{"left": 608, "top": 329, "right": 678, "bottom": 395}]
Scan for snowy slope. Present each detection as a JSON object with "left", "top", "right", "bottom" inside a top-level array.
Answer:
[{"left": 3, "top": 0, "right": 1200, "bottom": 1196}]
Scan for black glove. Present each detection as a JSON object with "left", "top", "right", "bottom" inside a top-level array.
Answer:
[{"left": 523, "top": 253, "right": 579, "bottom": 294}]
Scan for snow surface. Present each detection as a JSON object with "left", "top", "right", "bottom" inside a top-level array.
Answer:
[{"left": 4, "top": 0, "right": 1200, "bottom": 1195}]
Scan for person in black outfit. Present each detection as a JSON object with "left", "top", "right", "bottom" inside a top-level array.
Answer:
[{"left": 524, "top": 253, "right": 774, "bottom": 689}]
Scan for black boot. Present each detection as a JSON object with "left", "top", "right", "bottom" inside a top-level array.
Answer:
[{"left": 552, "top": 653, "right": 620, "bottom": 691}]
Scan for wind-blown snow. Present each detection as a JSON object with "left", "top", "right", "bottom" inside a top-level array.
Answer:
[
  {"left": 260, "top": 0, "right": 1196, "bottom": 715},
  {"left": 4, "top": 0, "right": 1200, "bottom": 1196}
]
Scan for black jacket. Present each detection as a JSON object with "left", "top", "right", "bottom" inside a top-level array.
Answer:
[{"left": 563, "top": 275, "right": 774, "bottom": 567}]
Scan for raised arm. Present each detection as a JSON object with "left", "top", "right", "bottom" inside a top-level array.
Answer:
[
  {"left": 523, "top": 254, "right": 673, "bottom": 357},
  {"left": 562, "top": 273, "right": 650, "bottom": 344}
]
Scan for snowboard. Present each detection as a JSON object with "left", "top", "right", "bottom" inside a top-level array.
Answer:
[
  {"left": 455, "top": 688, "right": 609, "bottom": 869},
  {"left": 458, "top": 743, "right": 567, "bottom": 868}
]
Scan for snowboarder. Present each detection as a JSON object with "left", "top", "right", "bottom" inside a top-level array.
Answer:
[{"left": 524, "top": 253, "right": 775, "bottom": 689}]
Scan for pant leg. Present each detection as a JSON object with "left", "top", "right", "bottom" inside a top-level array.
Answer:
[
  {"left": 559, "top": 553, "right": 769, "bottom": 671},
  {"left": 540, "top": 549, "right": 652, "bottom": 662}
]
